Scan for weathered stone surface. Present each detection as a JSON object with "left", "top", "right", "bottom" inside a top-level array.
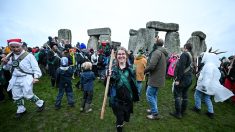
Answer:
[
  {"left": 165, "top": 32, "right": 181, "bottom": 54},
  {"left": 187, "top": 36, "right": 207, "bottom": 59},
  {"left": 128, "top": 35, "right": 137, "bottom": 51},
  {"left": 201, "top": 40, "right": 207, "bottom": 52},
  {"left": 87, "top": 36, "right": 99, "bottom": 50},
  {"left": 58, "top": 29, "right": 72, "bottom": 44},
  {"left": 146, "top": 21, "right": 179, "bottom": 31},
  {"left": 112, "top": 41, "right": 121, "bottom": 50},
  {"left": 87, "top": 28, "right": 111, "bottom": 36},
  {"left": 155, "top": 31, "right": 159, "bottom": 37},
  {"left": 192, "top": 31, "right": 206, "bottom": 40},
  {"left": 99, "top": 35, "right": 111, "bottom": 43},
  {"left": 128, "top": 28, "right": 155, "bottom": 55},
  {"left": 129, "top": 29, "right": 138, "bottom": 36}
]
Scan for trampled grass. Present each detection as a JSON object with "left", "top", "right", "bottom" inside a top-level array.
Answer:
[{"left": 0, "top": 75, "right": 235, "bottom": 132}]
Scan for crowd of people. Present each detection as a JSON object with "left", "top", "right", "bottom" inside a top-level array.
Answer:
[{"left": 0, "top": 36, "right": 235, "bottom": 132}]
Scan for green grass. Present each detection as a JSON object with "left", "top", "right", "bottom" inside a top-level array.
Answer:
[{"left": 0, "top": 75, "right": 235, "bottom": 132}]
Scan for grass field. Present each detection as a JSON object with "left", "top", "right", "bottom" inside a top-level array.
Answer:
[{"left": 0, "top": 75, "right": 235, "bottom": 132}]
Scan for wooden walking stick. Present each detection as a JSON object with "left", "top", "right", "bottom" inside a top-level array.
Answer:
[{"left": 100, "top": 49, "right": 115, "bottom": 119}]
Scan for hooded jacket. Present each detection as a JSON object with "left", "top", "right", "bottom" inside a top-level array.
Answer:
[
  {"left": 196, "top": 52, "right": 233, "bottom": 102},
  {"left": 134, "top": 55, "right": 147, "bottom": 81},
  {"left": 144, "top": 46, "right": 168, "bottom": 88}
]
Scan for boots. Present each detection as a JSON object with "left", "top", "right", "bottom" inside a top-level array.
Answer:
[
  {"left": 206, "top": 112, "right": 214, "bottom": 119},
  {"left": 181, "top": 99, "right": 188, "bottom": 116},
  {"left": 170, "top": 97, "right": 182, "bottom": 119},
  {"left": 84, "top": 103, "right": 92, "bottom": 113}
]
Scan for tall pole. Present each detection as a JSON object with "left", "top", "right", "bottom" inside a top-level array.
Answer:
[{"left": 100, "top": 49, "right": 115, "bottom": 119}]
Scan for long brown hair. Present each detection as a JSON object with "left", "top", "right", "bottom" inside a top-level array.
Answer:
[{"left": 115, "top": 47, "right": 130, "bottom": 67}]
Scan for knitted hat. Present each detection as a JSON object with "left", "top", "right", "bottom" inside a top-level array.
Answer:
[{"left": 80, "top": 43, "right": 86, "bottom": 49}]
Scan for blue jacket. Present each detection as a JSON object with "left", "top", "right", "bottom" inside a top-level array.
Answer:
[{"left": 80, "top": 70, "right": 96, "bottom": 91}]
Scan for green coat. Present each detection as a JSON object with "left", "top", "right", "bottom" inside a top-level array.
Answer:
[
  {"left": 144, "top": 47, "right": 168, "bottom": 88},
  {"left": 108, "top": 65, "right": 139, "bottom": 108}
]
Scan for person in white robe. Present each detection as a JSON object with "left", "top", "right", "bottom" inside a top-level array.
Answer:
[
  {"left": 192, "top": 52, "right": 233, "bottom": 119},
  {"left": 1, "top": 38, "right": 45, "bottom": 118}
]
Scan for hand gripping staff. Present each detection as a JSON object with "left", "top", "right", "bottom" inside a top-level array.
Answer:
[
  {"left": 100, "top": 49, "right": 114, "bottom": 119},
  {"left": 0, "top": 52, "right": 13, "bottom": 67}
]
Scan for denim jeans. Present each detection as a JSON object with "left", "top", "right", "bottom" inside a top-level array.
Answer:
[
  {"left": 194, "top": 89, "right": 214, "bottom": 113},
  {"left": 55, "top": 86, "right": 74, "bottom": 107},
  {"left": 136, "top": 81, "right": 143, "bottom": 96},
  {"left": 146, "top": 86, "right": 159, "bottom": 114},
  {"left": 82, "top": 91, "right": 93, "bottom": 104}
]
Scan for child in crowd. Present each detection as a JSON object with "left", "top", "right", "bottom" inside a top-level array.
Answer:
[
  {"left": 55, "top": 57, "right": 75, "bottom": 109},
  {"left": 80, "top": 61, "right": 96, "bottom": 113}
]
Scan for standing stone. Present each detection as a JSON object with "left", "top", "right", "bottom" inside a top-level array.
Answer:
[
  {"left": 187, "top": 36, "right": 207, "bottom": 59},
  {"left": 128, "top": 34, "right": 138, "bottom": 52},
  {"left": 128, "top": 28, "right": 155, "bottom": 55},
  {"left": 192, "top": 31, "right": 206, "bottom": 40},
  {"left": 187, "top": 31, "right": 207, "bottom": 59},
  {"left": 201, "top": 40, "right": 207, "bottom": 52},
  {"left": 165, "top": 32, "right": 181, "bottom": 54},
  {"left": 87, "top": 28, "right": 112, "bottom": 51},
  {"left": 99, "top": 35, "right": 111, "bottom": 43},
  {"left": 112, "top": 41, "right": 121, "bottom": 50},
  {"left": 58, "top": 29, "right": 72, "bottom": 44},
  {"left": 129, "top": 29, "right": 138, "bottom": 36},
  {"left": 87, "top": 36, "right": 99, "bottom": 49},
  {"left": 128, "top": 29, "right": 138, "bottom": 50}
]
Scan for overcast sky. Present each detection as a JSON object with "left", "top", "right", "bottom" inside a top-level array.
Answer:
[{"left": 0, "top": 0, "right": 234, "bottom": 57}]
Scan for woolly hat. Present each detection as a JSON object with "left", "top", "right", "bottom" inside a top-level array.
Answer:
[
  {"left": 80, "top": 43, "right": 86, "bottom": 49},
  {"left": 101, "top": 41, "right": 106, "bottom": 46},
  {"left": 60, "top": 57, "right": 68, "bottom": 67},
  {"left": 7, "top": 38, "right": 22, "bottom": 45}
]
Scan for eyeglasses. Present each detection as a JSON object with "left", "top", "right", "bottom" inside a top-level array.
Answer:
[{"left": 117, "top": 53, "right": 126, "bottom": 56}]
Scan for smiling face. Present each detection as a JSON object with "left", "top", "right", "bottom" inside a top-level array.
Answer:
[
  {"left": 116, "top": 49, "right": 127, "bottom": 64},
  {"left": 10, "top": 44, "right": 23, "bottom": 55}
]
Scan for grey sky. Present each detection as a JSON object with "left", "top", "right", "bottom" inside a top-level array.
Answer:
[{"left": 0, "top": 0, "right": 235, "bottom": 57}]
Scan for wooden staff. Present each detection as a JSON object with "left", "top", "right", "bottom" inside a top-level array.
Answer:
[
  {"left": 100, "top": 49, "right": 115, "bottom": 120},
  {"left": 45, "top": 43, "right": 61, "bottom": 59},
  {"left": 227, "top": 55, "right": 235, "bottom": 75}
]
